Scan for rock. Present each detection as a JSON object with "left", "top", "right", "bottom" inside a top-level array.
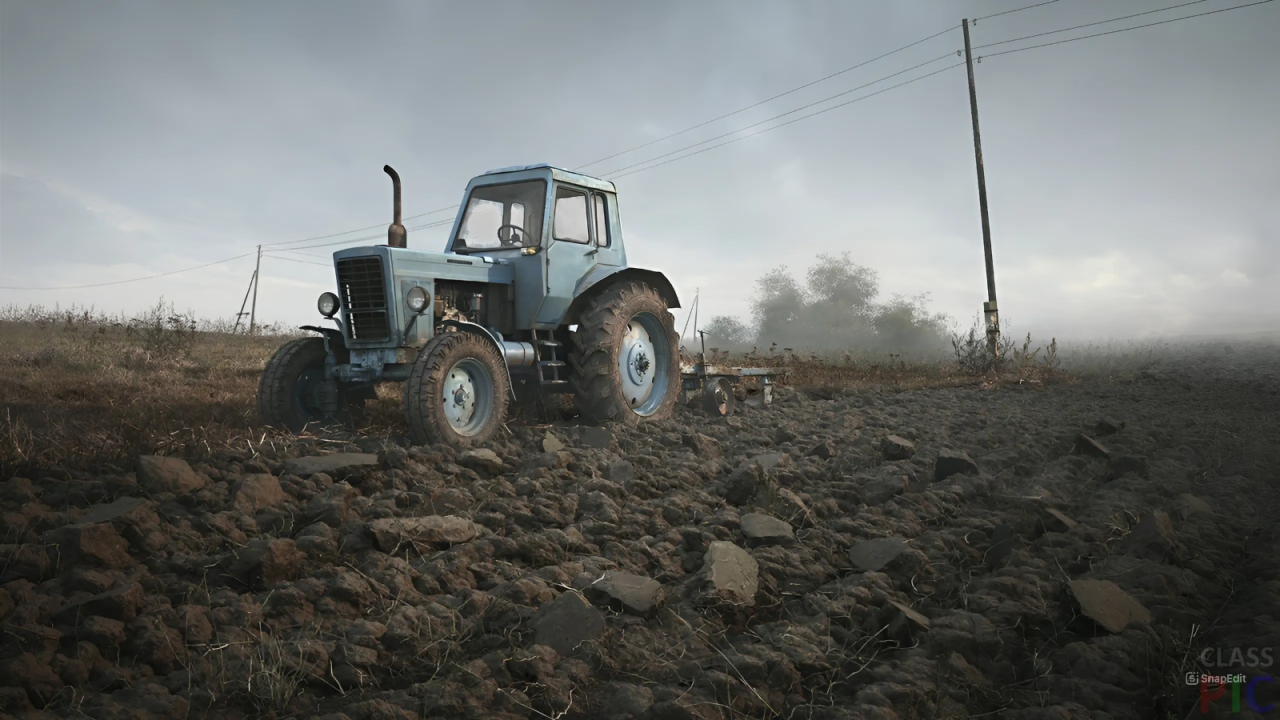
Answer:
[
  {"left": 42, "top": 523, "right": 134, "bottom": 569},
  {"left": 1068, "top": 579, "right": 1151, "bottom": 633},
  {"left": 1119, "top": 510, "right": 1184, "bottom": 562},
  {"left": 284, "top": 454, "right": 378, "bottom": 477},
  {"left": 1174, "top": 493, "right": 1213, "bottom": 519},
  {"left": 584, "top": 571, "right": 664, "bottom": 616},
  {"left": 739, "top": 513, "right": 793, "bottom": 545},
  {"left": 770, "top": 488, "right": 812, "bottom": 526},
  {"left": 605, "top": 460, "right": 636, "bottom": 483},
  {"left": 579, "top": 427, "right": 614, "bottom": 449},
  {"left": 530, "top": 591, "right": 605, "bottom": 656},
  {"left": 366, "top": 516, "right": 482, "bottom": 552},
  {"left": 807, "top": 439, "right": 836, "bottom": 460},
  {"left": 529, "top": 451, "right": 571, "bottom": 470},
  {"left": 881, "top": 435, "right": 916, "bottom": 460},
  {"left": 987, "top": 524, "right": 1015, "bottom": 570},
  {"left": 230, "top": 538, "right": 304, "bottom": 590},
  {"left": 1073, "top": 434, "right": 1111, "bottom": 459},
  {"left": 542, "top": 432, "right": 566, "bottom": 453},
  {"left": 749, "top": 453, "right": 790, "bottom": 473},
  {"left": 601, "top": 682, "right": 654, "bottom": 718},
  {"left": 723, "top": 463, "right": 763, "bottom": 506},
  {"left": 1042, "top": 508, "right": 1078, "bottom": 533},
  {"left": 934, "top": 449, "right": 978, "bottom": 482},
  {"left": 54, "top": 582, "right": 146, "bottom": 622},
  {"left": 849, "top": 537, "right": 907, "bottom": 572},
  {"left": 578, "top": 492, "right": 620, "bottom": 524},
  {"left": 458, "top": 449, "right": 504, "bottom": 475},
  {"left": 304, "top": 482, "right": 359, "bottom": 527},
  {"left": 230, "top": 474, "right": 286, "bottom": 514},
  {"left": 80, "top": 497, "right": 147, "bottom": 525},
  {"left": 137, "top": 455, "right": 207, "bottom": 494},
  {"left": 1093, "top": 418, "right": 1125, "bottom": 436},
  {"left": 865, "top": 476, "right": 907, "bottom": 505},
  {"left": 701, "top": 541, "right": 759, "bottom": 605},
  {"left": 774, "top": 427, "right": 797, "bottom": 444},
  {"left": 682, "top": 432, "right": 723, "bottom": 459}
]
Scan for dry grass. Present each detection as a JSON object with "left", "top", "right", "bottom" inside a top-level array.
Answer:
[{"left": 2, "top": 301, "right": 1070, "bottom": 478}]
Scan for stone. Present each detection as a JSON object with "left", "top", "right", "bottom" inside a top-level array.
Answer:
[
  {"left": 230, "top": 538, "right": 304, "bottom": 590},
  {"left": 887, "top": 599, "right": 930, "bottom": 630},
  {"left": 80, "top": 497, "right": 147, "bottom": 525},
  {"left": 865, "top": 476, "right": 906, "bottom": 505},
  {"left": 1174, "top": 493, "right": 1213, "bottom": 519},
  {"left": 1068, "top": 579, "right": 1151, "bottom": 633},
  {"left": 137, "top": 455, "right": 207, "bottom": 494},
  {"left": 530, "top": 591, "right": 605, "bottom": 656},
  {"left": 579, "top": 427, "right": 614, "bottom": 449},
  {"left": 881, "top": 435, "right": 916, "bottom": 461},
  {"left": 1073, "top": 434, "right": 1111, "bottom": 459},
  {"left": 365, "top": 516, "right": 482, "bottom": 552},
  {"left": 849, "top": 537, "right": 907, "bottom": 572},
  {"left": 304, "top": 482, "right": 358, "bottom": 528},
  {"left": 807, "top": 439, "right": 836, "bottom": 460},
  {"left": 528, "top": 451, "right": 571, "bottom": 470},
  {"left": 682, "top": 432, "right": 723, "bottom": 459},
  {"left": 934, "top": 449, "right": 978, "bottom": 482},
  {"left": 770, "top": 488, "right": 812, "bottom": 527},
  {"left": 230, "top": 474, "right": 286, "bottom": 514},
  {"left": 701, "top": 541, "right": 759, "bottom": 605},
  {"left": 1042, "top": 508, "right": 1078, "bottom": 533},
  {"left": 284, "top": 454, "right": 378, "bottom": 477},
  {"left": 584, "top": 571, "right": 664, "bottom": 616},
  {"left": 542, "top": 432, "right": 566, "bottom": 453},
  {"left": 739, "top": 513, "right": 793, "bottom": 544},
  {"left": 605, "top": 460, "right": 636, "bottom": 483},
  {"left": 42, "top": 523, "right": 134, "bottom": 569},
  {"left": 1093, "top": 418, "right": 1125, "bottom": 436},
  {"left": 723, "top": 463, "right": 763, "bottom": 506},
  {"left": 774, "top": 427, "right": 797, "bottom": 444},
  {"left": 457, "top": 449, "right": 503, "bottom": 475},
  {"left": 1119, "top": 510, "right": 1184, "bottom": 563},
  {"left": 749, "top": 453, "right": 790, "bottom": 473},
  {"left": 986, "top": 524, "right": 1015, "bottom": 570}
]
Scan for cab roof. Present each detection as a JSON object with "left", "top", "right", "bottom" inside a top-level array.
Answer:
[{"left": 480, "top": 163, "right": 616, "bottom": 193}]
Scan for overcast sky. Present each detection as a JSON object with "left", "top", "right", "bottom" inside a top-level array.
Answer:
[{"left": 2, "top": 0, "right": 1277, "bottom": 343}]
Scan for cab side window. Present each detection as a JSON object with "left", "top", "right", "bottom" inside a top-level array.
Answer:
[
  {"left": 553, "top": 187, "right": 590, "bottom": 244},
  {"left": 593, "top": 194, "right": 610, "bottom": 247}
]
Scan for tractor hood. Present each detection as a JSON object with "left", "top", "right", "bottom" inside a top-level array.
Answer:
[{"left": 333, "top": 245, "right": 515, "bottom": 285}]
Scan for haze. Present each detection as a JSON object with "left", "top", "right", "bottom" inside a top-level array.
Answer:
[{"left": 2, "top": 0, "right": 1277, "bottom": 344}]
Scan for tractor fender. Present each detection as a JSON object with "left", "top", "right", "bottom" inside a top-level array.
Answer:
[
  {"left": 439, "top": 320, "right": 518, "bottom": 399},
  {"left": 565, "top": 266, "right": 681, "bottom": 325},
  {"left": 300, "top": 324, "right": 346, "bottom": 354}
]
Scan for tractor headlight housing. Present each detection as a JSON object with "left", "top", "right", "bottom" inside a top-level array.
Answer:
[
  {"left": 406, "top": 286, "right": 429, "bottom": 314},
  {"left": 317, "top": 292, "right": 340, "bottom": 318}
]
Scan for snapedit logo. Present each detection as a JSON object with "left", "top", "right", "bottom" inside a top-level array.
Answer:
[{"left": 1189, "top": 646, "right": 1277, "bottom": 713}]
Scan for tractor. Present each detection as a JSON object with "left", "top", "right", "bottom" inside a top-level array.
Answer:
[{"left": 257, "top": 164, "right": 682, "bottom": 447}]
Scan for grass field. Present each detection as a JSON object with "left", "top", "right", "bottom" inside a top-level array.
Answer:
[{"left": 1, "top": 300, "right": 1101, "bottom": 478}]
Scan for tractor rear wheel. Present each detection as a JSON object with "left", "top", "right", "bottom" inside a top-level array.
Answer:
[
  {"left": 404, "top": 331, "right": 509, "bottom": 447},
  {"left": 258, "top": 337, "right": 365, "bottom": 432},
  {"left": 570, "top": 281, "right": 679, "bottom": 424}
]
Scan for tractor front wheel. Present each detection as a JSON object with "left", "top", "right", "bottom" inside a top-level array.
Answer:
[
  {"left": 258, "top": 337, "right": 365, "bottom": 432},
  {"left": 570, "top": 281, "right": 679, "bottom": 424},
  {"left": 404, "top": 331, "right": 510, "bottom": 447}
]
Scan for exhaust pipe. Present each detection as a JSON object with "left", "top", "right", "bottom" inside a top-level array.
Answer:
[{"left": 384, "top": 165, "right": 407, "bottom": 248}]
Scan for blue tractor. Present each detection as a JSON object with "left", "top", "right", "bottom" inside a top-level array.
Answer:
[{"left": 258, "top": 164, "right": 682, "bottom": 447}]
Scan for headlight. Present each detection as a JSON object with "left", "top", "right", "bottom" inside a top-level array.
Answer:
[
  {"left": 406, "top": 286, "right": 429, "bottom": 313},
  {"left": 317, "top": 292, "right": 339, "bottom": 317}
]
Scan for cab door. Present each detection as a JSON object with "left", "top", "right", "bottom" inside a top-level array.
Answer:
[{"left": 536, "top": 184, "right": 619, "bottom": 326}]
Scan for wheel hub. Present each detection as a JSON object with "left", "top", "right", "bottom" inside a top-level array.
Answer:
[
  {"left": 443, "top": 366, "right": 477, "bottom": 429},
  {"left": 620, "top": 321, "right": 657, "bottom": 407}
]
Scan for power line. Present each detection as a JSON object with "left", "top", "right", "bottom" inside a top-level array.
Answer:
[
  {"left": 612, "top": 62, "right": 966, "bottom": 181},
  {"left": 979, "top": 0, "right": 1273, "bottom": 58},
  {"left": 975, "top": 0, "right": 1061, "bottom": 22},
  {"left": 597, "top": 51, "right": 959, "bottom": 177},
  {"left": 973, "top": 0, "right": 1211, "bottom": 50},
  {"left": 0, "top": 252, "right": 258, "bottom": 290},
  {"left": 263, "top": 254, "right": 332, "bottom": 268},
  {"left": 573, "top": 26, "right": 958, "bottom": 172},
  {"left": 259, "top": 203, "right": 459, "bottom": 248}
]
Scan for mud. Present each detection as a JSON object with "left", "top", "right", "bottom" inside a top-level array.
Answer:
[{"left": 2, "top": 342, "right": 1278, "bottom": 719}]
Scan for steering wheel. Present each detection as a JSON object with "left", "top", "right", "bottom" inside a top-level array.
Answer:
[{"left": 497, "top": 224, "right": 530, "bottom": 247}]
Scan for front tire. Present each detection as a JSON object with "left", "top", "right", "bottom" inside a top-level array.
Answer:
[
  {"left": 404, "top": 331, "right": 509, "bottom": 447},
  {"left": 570, "top": 281, "right": 679, "bottom": 424},
  {"left": 258, "top": 337, "right": 364, "bottom": 432}
]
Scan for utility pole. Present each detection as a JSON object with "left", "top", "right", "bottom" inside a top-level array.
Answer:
[
  {"left": 962, "top": 18, "right": 1000, "bottom": 356},
  {"left": 232, "top": 268, "right": 255, "bottom": 334},
  {"left": 248, "top": 244, "right": 262, "bottom": 335}
]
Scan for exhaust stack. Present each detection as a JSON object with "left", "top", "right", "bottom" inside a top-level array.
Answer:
[{"left": 384, "top": 165, "right": 407, "bottom": 248}]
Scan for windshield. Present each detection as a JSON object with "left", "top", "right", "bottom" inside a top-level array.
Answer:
[{"left": 452, "top": 180, "right": 546, "bottom": 252}]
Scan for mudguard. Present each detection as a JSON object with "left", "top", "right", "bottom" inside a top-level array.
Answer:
[
  {"left": 439, "top": 320, "right": 517, "bottom": 399},
  {"left": 300, "top": 324, "right": 346, "bottom": 353},
  {"left": 565, "top": 266, "right": 680, "bottom": 325}
]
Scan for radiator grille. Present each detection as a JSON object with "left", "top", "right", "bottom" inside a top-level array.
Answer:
[{"left": 336, "top": 256, "right": 390, "bottom": 342}]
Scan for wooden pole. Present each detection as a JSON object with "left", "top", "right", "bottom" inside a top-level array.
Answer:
[
  {"left": 963, "top": 18, "right": 1000, "bottom": 355},
  {"left": 248, "top": 244, "right": 262, "bottom": 334}
]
